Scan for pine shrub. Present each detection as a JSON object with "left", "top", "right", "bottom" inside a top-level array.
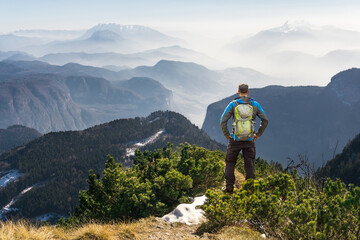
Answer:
[{"left": 71, "top": 143, "right": 225, "bottom": 222}]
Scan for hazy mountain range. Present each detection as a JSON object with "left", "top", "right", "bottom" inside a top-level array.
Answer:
[
  {"left": 0, "top": 24, "right": 185, "bottom": 55},
  {"left": 227, "top": 21, "right": 360, "bottom": 86},
  {"left": 8, "top": 45, "right": 219, "bottom": 70},
  {"left": 0, "top": 59, "right": 273, "bottom": 129},
  {"left": 0, "top": 23, "right": 222, "bottom": 70},
  {"left": 6, "top": 22, "right": 360, "bottom": 88},
  {"left": 232, "top": 21, "right": 360, "bottom": 55},
  {"left": 115, "top": 60, "right": 275, "bottom": 125},
  {"left": 202, "top": 68, "right": 360, "bottom": 166},
  {"left": 3, "top": 22, "right": 360, "bottom": 87},
  {"left": 0, "top": 61, "right": 173, "bottom": 132}
]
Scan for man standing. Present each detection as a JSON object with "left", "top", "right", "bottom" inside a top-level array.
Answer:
[{"left": 220, "top": 84, "right": 268, "bottom": 193}]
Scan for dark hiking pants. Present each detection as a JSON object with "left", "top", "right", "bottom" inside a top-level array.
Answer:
[{"left": 225, "top": 138, "right": 256, "bottom": 189}]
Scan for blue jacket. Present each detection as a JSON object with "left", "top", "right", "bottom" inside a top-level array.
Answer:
[{"left": 220, "top": 96, "right": 268, "bottom": 141}]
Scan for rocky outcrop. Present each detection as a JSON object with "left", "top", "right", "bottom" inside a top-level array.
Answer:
[{"left": 202, "top": 68, "right": 360, "bottom": 166}]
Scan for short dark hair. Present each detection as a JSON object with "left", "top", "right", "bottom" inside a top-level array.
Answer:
[{"left": 238, "top": 84, "right": 249, "bottom": 93}]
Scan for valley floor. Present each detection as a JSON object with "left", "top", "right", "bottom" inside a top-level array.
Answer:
[{"left": 0, "top": 217, "right": 269, "bottom": 240}]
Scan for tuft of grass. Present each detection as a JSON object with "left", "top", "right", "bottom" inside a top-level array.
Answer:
[
  {"left": 0, "top": 217, "right": 268, "bottom": 240},
  {"left": 70, "top": 223, "right": 118, "bottom": 240},
  {"left": 234, "top": 169, "right": 245, "bottom": 189},
  {"left": 0, "top": 220, "right": 59, "bottom": 240},
  {"left": 0, "top": 220, "right": 139, "bottom": 240}
]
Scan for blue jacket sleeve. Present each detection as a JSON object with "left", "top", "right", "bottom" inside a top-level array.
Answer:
[{"left": 253, "top": 101, "right": 268, "bottom": 136}]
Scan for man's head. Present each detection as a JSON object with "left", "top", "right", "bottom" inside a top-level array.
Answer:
[{"left": 238, "top": 84, "right": 249, "bottom": 96}]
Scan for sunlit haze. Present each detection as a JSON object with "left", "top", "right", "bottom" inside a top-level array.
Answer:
[{"left": 0, "top": 0, "right": 360, "bottom": 85}]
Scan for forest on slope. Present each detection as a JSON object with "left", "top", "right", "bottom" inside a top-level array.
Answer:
[{"left": 0, "top": 111, "right": 225, "bottom": 219}]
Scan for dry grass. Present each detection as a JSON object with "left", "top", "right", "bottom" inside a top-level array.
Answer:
[
  {"left": 0, "top": 172, "right": 260, "bottom": 240},
  {"left": 234, "top": 169, "right": 245, "bottom": 189},
  {"left": 0, "top": 220, "right": 138, "bottom": 240},
  {"left": 0, "top": 217, "right": 269, "bottom": 240},
  {"left": 0, "top": 220, "right": 59, "bottom": 240},
  {"left": 221, "top": 169, "right": 245, "bottom": 191}
]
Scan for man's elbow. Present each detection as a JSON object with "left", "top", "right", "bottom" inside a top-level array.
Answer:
[{"left": 262, "top": 119, "right": 269, "bottom": 128}]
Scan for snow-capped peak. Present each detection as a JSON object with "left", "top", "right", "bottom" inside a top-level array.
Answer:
[
  {"left": 88, "top": 23, "right": 151, "bottom": 34},
  {"left": 277, "top": 20, "right": 316, "bottom": 33}
]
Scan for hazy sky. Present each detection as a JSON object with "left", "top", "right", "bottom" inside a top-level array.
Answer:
[{"left": 1, "top": 0, "right": 360, "bottom": 37}]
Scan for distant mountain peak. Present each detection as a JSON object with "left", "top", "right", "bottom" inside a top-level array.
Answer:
[
  {"left": 90, "top": 23, "right": 149, "bottom": 33},
  {"left": 83, "top": 23, "right": 165, "bottom": 39},
  {"left": 267, "top": 20, "right": 316, "bottom": 35},
  {"left": 88, "top": 30, "right": 122, "bottom": 41},
  {"left": 328, "top": 68, "right": 360, "bottom": 105},
  {"left": 154, "top": 59, "right": 199, "bottom": 68}
]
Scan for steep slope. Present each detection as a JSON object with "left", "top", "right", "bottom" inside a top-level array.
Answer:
[
  {"left": 117, "top": 60, "right": 225, "bottom": 126},
  {"left": 0, "top": 111, "right": 225, "bottom": 220},
  {"left": 115, "top": 77, "right": 174, "bottom": 109},
  {"left": 319, "top": 133, "right": 360, "bottom": 186},
  {"left": 2, "top": 60, "right": 274, "bottom": 127},
  {"left": 0, "top": 73, "right": 89, "bottom": 132},
  {"left": 118, "top": 60, "right": 222, "bottom": 93},
  {"left": 0, "top": 125, "right": 42, "bottom": 154},
  {"left": 202, "top": 68, "right": 360, "bottom": 166},
  {"left": 0, "top": 65, "right": 173, "bottom": 132}
]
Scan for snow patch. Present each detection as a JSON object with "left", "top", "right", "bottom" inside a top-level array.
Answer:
[
  {"left": 126, "top": 129, "right": 165, "bottom": 157},
  {"left": 148, "top": 117, "right": 160, "bottom": 123},
  {"left": 126, "top": 148, "right": 136, "bottom": 157},
  {"left": 162, "top": 195, "right": 207, "bottom": 225},
  {"left": 0, "top": 184, "right": 37, "bottom": 219},
  {"left": 0, "top": 169, "right": 23, "bottom": 188}
]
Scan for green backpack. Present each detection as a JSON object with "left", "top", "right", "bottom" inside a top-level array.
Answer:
[{"left": 232, "top": 102, "right": 255, "bottom": 140}]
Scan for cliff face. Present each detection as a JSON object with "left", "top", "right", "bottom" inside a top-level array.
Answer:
[
  {"left": 319, "top": 132, "right": 360, "bottom": 186},
  {"left": 0, "top": 62, "right": 174, "bottom": 133},
  {"left": 202, "top": 68, "right": 360, "bottom": 166}
]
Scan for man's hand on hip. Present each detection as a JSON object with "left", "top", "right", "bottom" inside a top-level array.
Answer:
[
  {"left": 253, "top": 134, "right": 259, "bottom": 141},
  {"left": 226, "top": 136, "right": 232, "bottom": 143}
]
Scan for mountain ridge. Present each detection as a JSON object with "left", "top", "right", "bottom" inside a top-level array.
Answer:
[
  {"left": 319, "top": 132, "right": 360, "bottom": 186},
  {"left": 0, "top": 111, "right": 225, "bottom": 220},
  {"left": 202, "top": 68, "right": 360, "bottom": 166},
  {"left": 0, "top": 125, "right": 42, "bottom": 154},
  {"left": 0, "top": 62, "right": 174, "bottom": 132}
]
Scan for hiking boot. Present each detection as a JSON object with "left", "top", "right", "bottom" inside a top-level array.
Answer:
[{"left": 221, "top": 185, "right": 234, "bottom": 194}]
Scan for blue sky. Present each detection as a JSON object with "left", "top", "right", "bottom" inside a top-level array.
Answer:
[{"left": 1, "top": 0, "right": 360, "bottom": 34}]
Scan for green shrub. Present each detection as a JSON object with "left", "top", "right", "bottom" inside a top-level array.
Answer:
[
  {"left": 202, "top": 173, "right": 360, "bottom": 240},
  {"left": 72, "top": 143, "right": 225, "bottom": 222}
]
